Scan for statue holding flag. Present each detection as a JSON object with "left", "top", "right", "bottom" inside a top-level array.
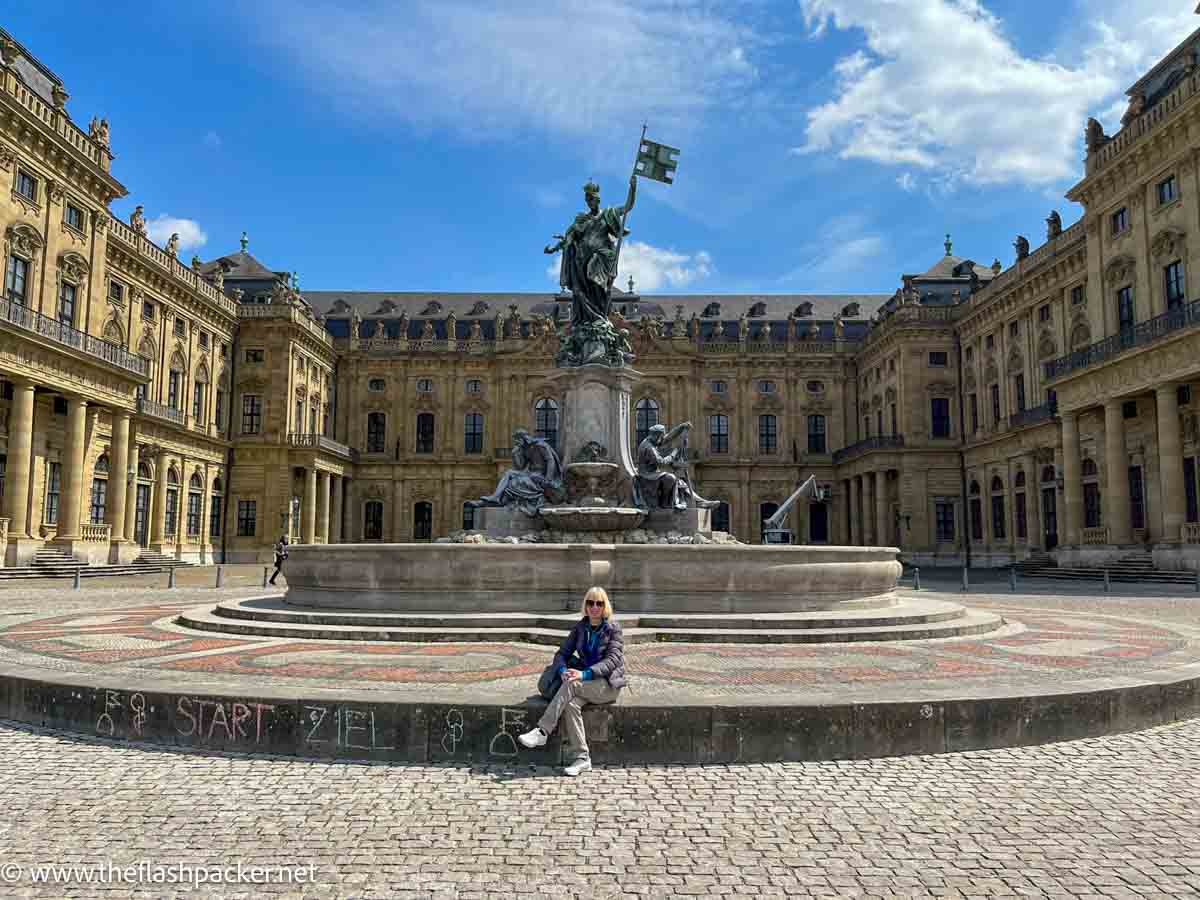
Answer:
[{"left": 545, "top": 128, "right": 678, "bottom": 367}]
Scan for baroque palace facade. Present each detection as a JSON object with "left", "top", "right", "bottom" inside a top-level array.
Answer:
[{"left": 2, "top": 26, "right": 1200, "bottom": 569}]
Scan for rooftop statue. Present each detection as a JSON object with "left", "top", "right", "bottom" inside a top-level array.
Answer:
[
  {"left": 634, "top": 422, "right": 719, "bottom": 511},
  {"left": 468, "top": 430, "right": 565, "bottom": 516}
]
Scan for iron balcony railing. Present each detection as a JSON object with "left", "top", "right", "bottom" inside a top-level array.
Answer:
[
  {"left": 287, "top": 432, "right": 356, "bottom": 461},
  {"left": 136, "top": 396, "right": 185, "bottom": 426},
  {"left": 1044, "top": 298, "right": 1200, "bottom": 381},
  {"left": 832, "top": 434, "right": 905, "bottom": 465},
  {"left": 1, "top": 295, "right": 149, "bottom": 377},
  {"left": 1009, "top": 399, "right": 1058, "bottom": 429}
]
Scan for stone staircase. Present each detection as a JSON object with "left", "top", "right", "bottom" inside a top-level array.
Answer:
[
  {"left": 1013, "top": 552, "right": 1196, "bottom": 585},
  {"left": 0, "top": 546, "right": 191, "bottom": 581}
]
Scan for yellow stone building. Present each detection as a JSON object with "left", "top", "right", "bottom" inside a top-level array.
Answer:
[{"left": 2, "top": 25, "right": 1199, "bottom": 570}]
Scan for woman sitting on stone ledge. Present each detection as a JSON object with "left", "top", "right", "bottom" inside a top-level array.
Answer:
[{"left": 519, "top": 586, "right": 626, "bottom": 776}]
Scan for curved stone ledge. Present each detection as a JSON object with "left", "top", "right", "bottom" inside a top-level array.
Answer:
[{"left": 282, "top": 543, "right": 904, "bottom": 613}]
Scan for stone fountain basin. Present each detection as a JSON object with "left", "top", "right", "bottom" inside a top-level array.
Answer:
[
  {"left": 282, "top": 543, "right": 903, "bottom": 614},
  {"left": 540, "top": 506, "right": 645, "bottom": 532}
]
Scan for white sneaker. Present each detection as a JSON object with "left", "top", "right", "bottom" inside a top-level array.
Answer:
[
  {"left": 563, "top": 757, "right": 592, "bottom": 777},
  {"left": 517, "top": 727, "right": 547, "bottom": 749}
]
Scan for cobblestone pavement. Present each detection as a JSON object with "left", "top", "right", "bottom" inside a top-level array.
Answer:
[
  {"left": 0, "top": 577, "right": 1197, "bottom": 705},
  {"left": 0, "top": 717, "right": 1197, "bottom": 898}
]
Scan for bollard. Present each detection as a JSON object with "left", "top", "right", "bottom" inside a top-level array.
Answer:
[
  {"left": 168, "top": 566, "right": 176, "bottom": 589},
  {"left": 961, "top": 566, "right": 969, "bottom": 592},
  {"left": 1103, "top": 568, "right": 1110, "bottom": 593},
  {"left": 913, "top": 567, "right": 921, "bottom": 591},
  {"left": 1009, "top": 566, "right": 1017, "bottom": 592},
  {"left": 215, "top": 565, "right": 224, "bottom": 589},
  {"left": 72, "top": 569, "right": 81, "bottom": 590},
  {"left": 263, "top": 566, "right": 270, "bottom": 588}
]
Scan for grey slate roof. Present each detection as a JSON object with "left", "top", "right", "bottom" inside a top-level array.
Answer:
[
  {"left": 0, "top": 27, "right": 66, "bottom": 111},
  {"left": 198, "top": 251, "right": 284, "bottom": 281},
  {"left": 915, "top": 254, "right": 996, "bottom": 281}
]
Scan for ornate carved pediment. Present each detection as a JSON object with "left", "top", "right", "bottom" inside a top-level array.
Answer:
[
  {"left": 1151, "top": 228, "right": 1186, "bottom": 260},
  {"left": 1104, "top": 254, "right": 1135, "bottom": 285},
  {"left": 927, "top": 380, "right": 956, "bottom": 394},
  {"left": 983, "top": 361, "right": 999, "bottom": 383},
  {"left": 0, "top": 142, "right": 15, "bottom": 172},
  {"left": 363, "top": 483, "right": 387, "bottom": 500},
  {"left": 101, "top": 316, "right": 124, "bottom": 345},
  {"left": 1037, "top": 331, "right": 1057, "bottom": 360},
  {"left": 753, "top": 393, "right": 784, "bottom": 412},
  {"left": 4, "top": 223, "right": 44, "bottom": 258},
  {"left": 1006, "top": 349, "right": 1023, "bottom": 375},
  {"left": 963, "top": 370, "right": 977, "bottom": 391},
  {"left": 58, "top": 250, "right": 89, "bottom": 283},
  {"left": 237, "top": 376, "right": 268, "bottom": 392}
]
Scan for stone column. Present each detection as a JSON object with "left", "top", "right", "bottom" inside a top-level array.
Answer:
[
  {"left": 124, "top": 440, "right": 140, "bottom": 545},
  {"left": 847, "top": 477, "right": 858, "bottom": 545},
  {"left": 861, "top": 475, "right": 874, "bottom": 545},
  {"left": 331, "top": 476, "right": 344, "bottom": 543},
  {"left": 302, "top": 466, "right": 317, "bottom": 544},
  {"left": 1156, "top": 384, "right": 1186, "bottom": 542},
  {"left": 107, "top": 412, "right": 131, "bottom": 542},
  {"left": 392, "top": 478, "right": 405, "bottom": 541},
  {"left": 151, "top": 448, "right": 168, "bottom": 544},
  {"left": 1061, "top": 413, "right": 1083, "bottom": 546},
  {"left": 875, "top": 470, "right": 890, "bottom": 548},
  {"left": 1104, "top": 399, "right": 1131, "bottom": 544},
  {"left": 317, "top": 471, "right": 331, "bottom": 543},
  {"left": 57, "top": 398, "right": 88, "bottom": 540},
  {"left": 3, "top": 379, "right": 36, "bottom": 538},
  {"left": 1025, "top": 454, "right": 1042, "bottom": 550}
]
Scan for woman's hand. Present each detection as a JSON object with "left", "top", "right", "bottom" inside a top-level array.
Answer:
[{"left": 564, "top": 668, "right": 583, "bottom": 683}]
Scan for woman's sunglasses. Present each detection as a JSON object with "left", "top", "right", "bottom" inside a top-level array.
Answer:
[{"left": 586, "top": 600, "right": 605, "bottom": 608}]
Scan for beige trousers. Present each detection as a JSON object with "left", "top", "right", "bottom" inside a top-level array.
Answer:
[{"left": 537, "top": 677, "right": 620, "bottom": 759}]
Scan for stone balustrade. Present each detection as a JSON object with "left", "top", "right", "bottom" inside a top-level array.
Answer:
[
  {"left": 0, "top": 517, "right": 8, "bottom": 545},
  {"left": 136, "top": 396, "right": 185, "bottom": 426},
  {"left": 107, "top": 219, "right": 236, "bottom": 316},
  {"left": 79, "top": 523, "right": 110, "bottom": 543},
  {"left": 832, "top": 435, "right": 905, "bottom": 466},
  {"left": 1088, "top": 71, "right": 1197, "bottom": 176},
  {"left": 286, "top": 432, "right": 356, "bottom": 461},
  {"left": 1182, "top": 523, "right": 1200, "bottom": 545},
  {"left": 237, "top": 302, "right": 332, "bottom": 346},
  {"left": 1, "top": 67, "right": 107, "bottom": 170},
  {"left": 1082, "top": 526, "right": 1110, "bottom": 545}
]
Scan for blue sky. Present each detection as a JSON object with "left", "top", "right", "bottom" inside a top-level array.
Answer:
[{"left": 6, "top": 1, "right": 1195, "bottom": 295}]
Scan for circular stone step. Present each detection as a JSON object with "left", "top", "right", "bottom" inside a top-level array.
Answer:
[{"left": 173, "top": 596, "right": 1007, "bottom": 645}]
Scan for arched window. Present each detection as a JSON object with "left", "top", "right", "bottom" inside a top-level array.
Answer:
[
  {"left": 1041, "top": 465, "right": 1056, "bottom": 483},
  {"left": 1081, "top": 458, "right": 1098, "bottom": 476},
  {"left": 138, "top": 460, "right": 152, "bottom": 481},
  {"left": 462, "top": 502, "right": 476, "bottom": 531},
  {"left": 464, "top": 413, "right": 484, "bottom": 454},
  {"left": 366, "top": 412, "right": 386, "bottom": 453},
  {"left": 758, "top": 414, "right": 777, "bottom": 453},
  {"left": 1082, "top": 458, "right": 1102, "bottom": 528},
  {"left": 89, "top": 455, "right": 109, "bottom": 525},
  {"left": 1014, "top": 471, "right": 1027, "bottom": 540},
  {"left": 713, "top": 501, "right": 731, "bottom": 533},
  {"left": 760, "top": 501, "right": 779, "bottom": 533},
  {"left": 807, "top": 415, "right": 826, "bottom": 453},
  {"left": 534, "top": 398, "right": 558, "bottom": 448},
  {"left": 416, "top": 412, "right": 435, "bottom": 453},
  {"left": 165, "top": 468, "right": 180, "bottom": 536},
  {"left": 990, "top": 476, "right": 1006, "bottom": 541},
  {"left": 709, "top": 414, "right": 729, "bottom": 454},
  {"left": 413, "top": 501, "right": 433, "bottom": 541},
  {"left": 364, "top": 500, "right": 384, "bottom": 540},
  {"left": 187, "top": 472, "right": 203, "bottom": 537},
  {"left": 1015, "top": 470, "right": 1026, "bottom": 488},
  {"left": 635, "top": 398, "right": 659, "bottom": 445},
  {"left": 210, "top": 477, "right": 223, "bottom": 539},
  {"left": 969, "top": 480, "right": 983, "bottom": 542}
]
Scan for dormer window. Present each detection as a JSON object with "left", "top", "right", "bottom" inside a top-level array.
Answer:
[
  {"left": 702, "top": 302, "right": 721, "bottom": 318},
  {"left": 419, "top": 300, "right": 443, "bottom": 316},
  {"left": 794, "top": 302, "right": 813, "bottom": 318},
  {"left": 748, "top": 302, "right": 767, "bottom": 318},
  {"left": 841, "top": 302, "right": 861, "bottom": 317},
  {"left": 468, "top": 300, "right": 489, "bottom": 316}
]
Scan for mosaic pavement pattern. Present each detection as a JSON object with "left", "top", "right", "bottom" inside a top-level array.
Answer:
[{"left": 0, "top": 584, "right": 1196, "bottom": 704}]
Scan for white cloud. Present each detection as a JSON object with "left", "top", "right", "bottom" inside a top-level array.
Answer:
[
  {"left": 896, "top": 172, "right": 916, "bottom": 192},
  {"left": 534, "top": 187, "right": 564, "bottom": 209},
  {"left": 795, "top": 0, "right": 1195, "bottom": 186},
  {"left": 779, "top": 214, "right": 885, "bottom": 283},
  {"left": 545, "top": 240, "right": 714, "bottom": 293},
  {"left": 256, "top": 0, "right": 757, "bottom": 141},
  {"left": 146, "top": 215, "right": 208, "bottom": 253}
]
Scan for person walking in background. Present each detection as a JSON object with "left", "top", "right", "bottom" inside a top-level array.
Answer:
[
  {"left": 519, "top": 586, "right": 626, "bottom": 776},
  {"left": 268, "top": 535, "right": 289, "bottom": 585}
]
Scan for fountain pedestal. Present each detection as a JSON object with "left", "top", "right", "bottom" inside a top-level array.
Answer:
[{"left": 549, "top": 364, "right": 642, "bottom": 478}]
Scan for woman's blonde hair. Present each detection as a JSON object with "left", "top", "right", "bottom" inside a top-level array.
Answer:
[{"left": 580, "top": 586, "right": 614, "bottom": 621}]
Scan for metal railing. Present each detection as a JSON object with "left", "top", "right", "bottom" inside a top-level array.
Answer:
[
  {"left": 136, "top": 396, "right": 185, "bottom": 426},
  {"left": 286, "top": 432, "right": 356, "bottom": 460},
  {"left": 832, "top": 434, "right": 905, "bottom": 465},
  {"left": 1009, "top": 400, "right": 1057, "bottom": 429},
  {"left": 0, "top": 295, "right": 149, "bottom": 377},
  {"left": 1044, "top": 298, "right": 1200, "bottom": 381}
]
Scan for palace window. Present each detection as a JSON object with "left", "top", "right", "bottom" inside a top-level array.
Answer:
[
  {"left": 364, "top": 501, "right": 384, "bottom": 541},
  {"left": 876, "top": 408, "right": 883, "bottom": 437},
  {"left": 1015, "top": 489, "right": 1027, "bottom": 540},
  {"left": 44, "top": 462, "right": 61, "bottom": 525},
  {"left": 935, "top": 501, "right": 955, "bottom": 543},
  {"left": 5, "top": 255, "right": 29, "bottom": 304},
  {"left": 465, "top": 379, "right": 482, "bottom": 394},
  {"left": 142, "top": 299, "right": 156, "bottom": 321},
  {"left": 174, "top": 317, "right": 187, "bottom": 338},
  {"left": 236, "top": 499, "right": 256, "bottom": 536},
  {"left": 58, "top": 281, "right": 76, "bottom": 328},
  {"left": 970, "top": 393, "right": 979, "bottom": 433},
  {"left": 635, "top": 398, "right": 659, "bottom": 445},
  {"left": 713, "top": 501, "right": 731, "bottom": 533},
  {"left": 367, "top": 412, "right": 387, "bottom": 453},
  {"left": 164, "top": 487, "right": 179, "bottom": 537},
  {"left": 15, "top": 170, "right": 36, "bottom": 202},
  {"left": 806, "top": 380, "right": 825, "bottom": 393},
  {"left": 64, "top": 203, "right": 85, "bottom": 231},
  {"left": 1117, "top": 286, "right": 1135, "bottom": 331},
  {"left": 245, "top": 348, "right": 264, "bottom": 363},
  {"left": 757, "top": 380, "right": 777, "bottom": 394},
  {"left": 1111, "top": 206, "right": 1128, "bottom": 235},
  {"left": 294, "top": 398, "right": 304, "bottom": 431},
  {"left": 1008, "top": 321, "right": 1019, "bottom": 338},
  {"left": 965, "top": 347, "right": 973, "bottom": 364},
  {"left": 990, "top": 383, "right": 1001, "bottom": 426},
  {"left": 215, "top": 390, "right": 226, "bottom": 430},
  {"left": 1123, "top": 399, "right": 1138, "bottom": 419},
  {"left": 1013, "top": 373, "right": 1026, "bottom": 413},
  {"left": 464, "top": 413, "right": 484, "bottom": 454},
  {"left": 969, "top": 481, "right": 982, "bottom": 542},
  {"left": 187, "top": 474, "right": 203, "bottom": 537},
  {"left": 534, "top": 398, "right": 558, "bottom": 448},
  {"left": 1166, "top": 260, "right": 1185, "bottom": 310},
  {"left": 413, "top": 501, "right": 433, "bottom": 541},
  {"left": 931, "top": 397, "right": 951, "bottom": 438},
  {"left": 928, "top": 351, "right": 948, "bottom": 367},
  {"left": 198, "top": 331, "right": 209, "bottom": 349},
  {"left": 1038, "top": 304, "right": 1051, "bottom": 323},
  {"left": 1158, "top": 175, "right": 1178, "bottom": 206},
  {"left": 890, "top": 403, "right": 897, "bottom": 436},
  {"left": 758, "top": 415, "right": 777, "bottom": 454},
  {"left": 462, "top": 502, "right": 476, "bottom": 531},
  {"left": 1082, "top": 458, "right": 1102, "bottom": 528},
  {"left": 368, "top": 378, "right": 386, "bottom": 392},
  {"left": 210, "top": 481, "right": 223, "bottom": 538},
  {"left": 985, "top": 334, "right": 995, "bottom": 351},
  {"left": 807, "top": 415, "right": 826, "bottom": 454},
  {"left": 167, "top": 370, "right": 182, "bottom": 409},
  {"left": 1129, "top": 466, "right": 1146, "bottom": 531},
  {"left": 710, "top": 380, "right": 727, "bottom": 394},
  {"left": 89, "top": 474, "right": 107, "bottom": 526},
  {"left": 241, "top": 394, "right": 262, "bottom": 434},
  {"left": 991, "top": 476, "right": 1006, "bottom": 541},
  {"left": 1068, "top": 285, "right": 1084, "bottom": 306},
  {"left": 192, "top": 383, "right": 205, "bottom": 422},
  {"left": 1186, "top": 457, "right": 1198, "bottom": 523},
  {"left": 709, "top": 414, "right": 729, "bottom": 454},
  {"left": 416, "top": 378, "right": 434, "bottom": 393},
  {"left": 415, "top": 412, "right": 435, "bottom": 453}
]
